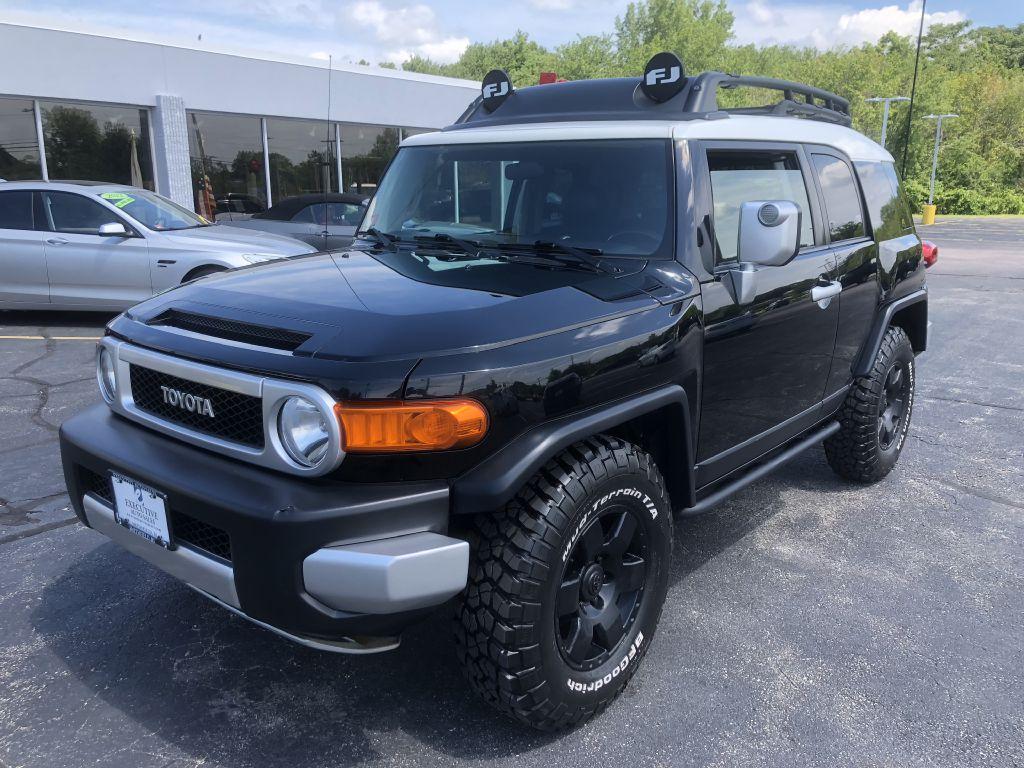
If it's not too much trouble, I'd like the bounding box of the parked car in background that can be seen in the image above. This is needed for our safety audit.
[0,180,315,311]
[216,193,367,250]
[215,193,265,217]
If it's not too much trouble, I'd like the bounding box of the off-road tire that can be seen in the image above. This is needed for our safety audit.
[825,326,915,482]
[454,435,673,731]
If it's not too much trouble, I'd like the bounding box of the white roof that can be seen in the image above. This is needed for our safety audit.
[403,115,893,163]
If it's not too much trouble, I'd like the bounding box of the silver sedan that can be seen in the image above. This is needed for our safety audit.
[0,180,316,311]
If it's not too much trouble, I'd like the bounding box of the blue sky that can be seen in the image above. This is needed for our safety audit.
[0,0,1019,66]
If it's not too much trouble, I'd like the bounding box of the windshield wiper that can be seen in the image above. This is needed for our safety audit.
[411,233,485,257]
[358,227,400,251]
[490,241,614,274]
[532,241,616,273]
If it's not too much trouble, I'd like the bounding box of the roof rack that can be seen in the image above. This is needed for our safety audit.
[450,55,853,130]
[684,72,851,126]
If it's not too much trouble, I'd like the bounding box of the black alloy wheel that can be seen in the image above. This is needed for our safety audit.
[556,507,648,671]
[877,361,910,450]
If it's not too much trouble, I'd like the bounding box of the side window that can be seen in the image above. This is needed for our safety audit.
[708,149,815,262]
[291,204,320,224]
[811,154,866,242]
[0,191,34,231]
[43,192,121,235]
[328,203,364,226]
[881,162,915,231]
[854,160,911,240]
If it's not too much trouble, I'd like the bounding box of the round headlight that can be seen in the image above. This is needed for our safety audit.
[96,346,117,403]
[278,396,330,468]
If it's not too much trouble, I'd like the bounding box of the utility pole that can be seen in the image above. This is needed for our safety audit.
[866,96,910,148]
[921,113,957,224]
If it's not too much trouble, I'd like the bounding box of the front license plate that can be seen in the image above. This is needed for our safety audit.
[110,472,172,549]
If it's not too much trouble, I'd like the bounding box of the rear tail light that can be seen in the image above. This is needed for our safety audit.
[922,240,938,268]
[335,399,488,452]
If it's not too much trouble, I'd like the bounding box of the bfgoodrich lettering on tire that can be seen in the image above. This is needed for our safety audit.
[825,326,916,482]
[454,435,673,731]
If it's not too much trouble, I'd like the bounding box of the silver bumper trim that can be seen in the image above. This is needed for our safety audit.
[83,494,240,608]
[189,587,400,654]
[303,532,470,614]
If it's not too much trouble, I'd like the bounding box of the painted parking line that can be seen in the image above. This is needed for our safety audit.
[0,335,101,340]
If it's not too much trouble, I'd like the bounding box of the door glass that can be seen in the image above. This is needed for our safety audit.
[0,191,34,230]
[43,192,121,235]
[708,150,814,262]
[812,154,866,242]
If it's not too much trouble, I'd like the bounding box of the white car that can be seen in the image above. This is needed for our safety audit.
[0,180,316,311]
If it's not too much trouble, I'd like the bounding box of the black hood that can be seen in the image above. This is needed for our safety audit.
[123,248,692,365]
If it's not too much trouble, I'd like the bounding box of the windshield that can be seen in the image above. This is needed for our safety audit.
[360,139,674,258]
[97,189,210,231]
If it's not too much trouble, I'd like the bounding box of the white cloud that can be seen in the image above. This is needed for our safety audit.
[733,0,966,49]
[528,0,578,10]
[345,0,469,63]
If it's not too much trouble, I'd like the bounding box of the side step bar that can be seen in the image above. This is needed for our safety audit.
[680,421,840,516]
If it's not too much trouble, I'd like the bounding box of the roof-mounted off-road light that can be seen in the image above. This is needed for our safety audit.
[640,51,687,103]
[335,399,489,453]
[481,69,514,112]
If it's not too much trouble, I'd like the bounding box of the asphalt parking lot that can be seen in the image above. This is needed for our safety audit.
[1,218,1022,768]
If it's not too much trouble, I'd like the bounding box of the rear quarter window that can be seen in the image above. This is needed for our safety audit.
[0,190,34,230]
[811,154,866,242]
[855,161,914,240]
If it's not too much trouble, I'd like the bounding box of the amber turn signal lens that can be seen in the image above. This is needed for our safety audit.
[335,399,488,453]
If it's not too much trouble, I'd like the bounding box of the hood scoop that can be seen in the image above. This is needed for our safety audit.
[148,309,312,352]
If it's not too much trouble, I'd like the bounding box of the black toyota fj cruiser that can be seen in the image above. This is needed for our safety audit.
[60,54,930,730]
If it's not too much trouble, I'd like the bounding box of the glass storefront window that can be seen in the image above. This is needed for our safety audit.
[0,97,41,180]
[187,111,266,220]
[266,118,335,202]
[40,101,154,189]
[340,124,400,195]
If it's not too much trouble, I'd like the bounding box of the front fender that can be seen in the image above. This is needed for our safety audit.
[451,384,693,515]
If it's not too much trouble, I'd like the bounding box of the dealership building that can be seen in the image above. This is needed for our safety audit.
[0,23,478,217]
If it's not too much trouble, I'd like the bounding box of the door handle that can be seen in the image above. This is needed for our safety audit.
[811,280,842,308]
[46,237,68,246]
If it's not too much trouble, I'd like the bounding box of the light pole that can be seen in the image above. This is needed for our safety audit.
[866,96,910,148]
[922,113,957,224]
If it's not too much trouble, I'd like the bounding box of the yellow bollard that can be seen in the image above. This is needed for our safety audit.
[921,204,936,225]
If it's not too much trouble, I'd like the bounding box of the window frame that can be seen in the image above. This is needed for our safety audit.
[804,145,871,246]
[39,190,140,238]
[697,140,827,273]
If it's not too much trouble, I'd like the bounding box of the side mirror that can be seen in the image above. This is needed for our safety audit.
[98,222,130,237]
[737,200,801,267]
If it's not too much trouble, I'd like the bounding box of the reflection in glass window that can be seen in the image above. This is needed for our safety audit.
[340,124,400,195]
[708,150,814,261]
[187,111,266,220]
[40,101,153,189]
[812,154,866,242]
[0,97,41,180]
[266,118,335,203]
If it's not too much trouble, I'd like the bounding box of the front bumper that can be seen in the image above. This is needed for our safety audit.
[60,405,468,651]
